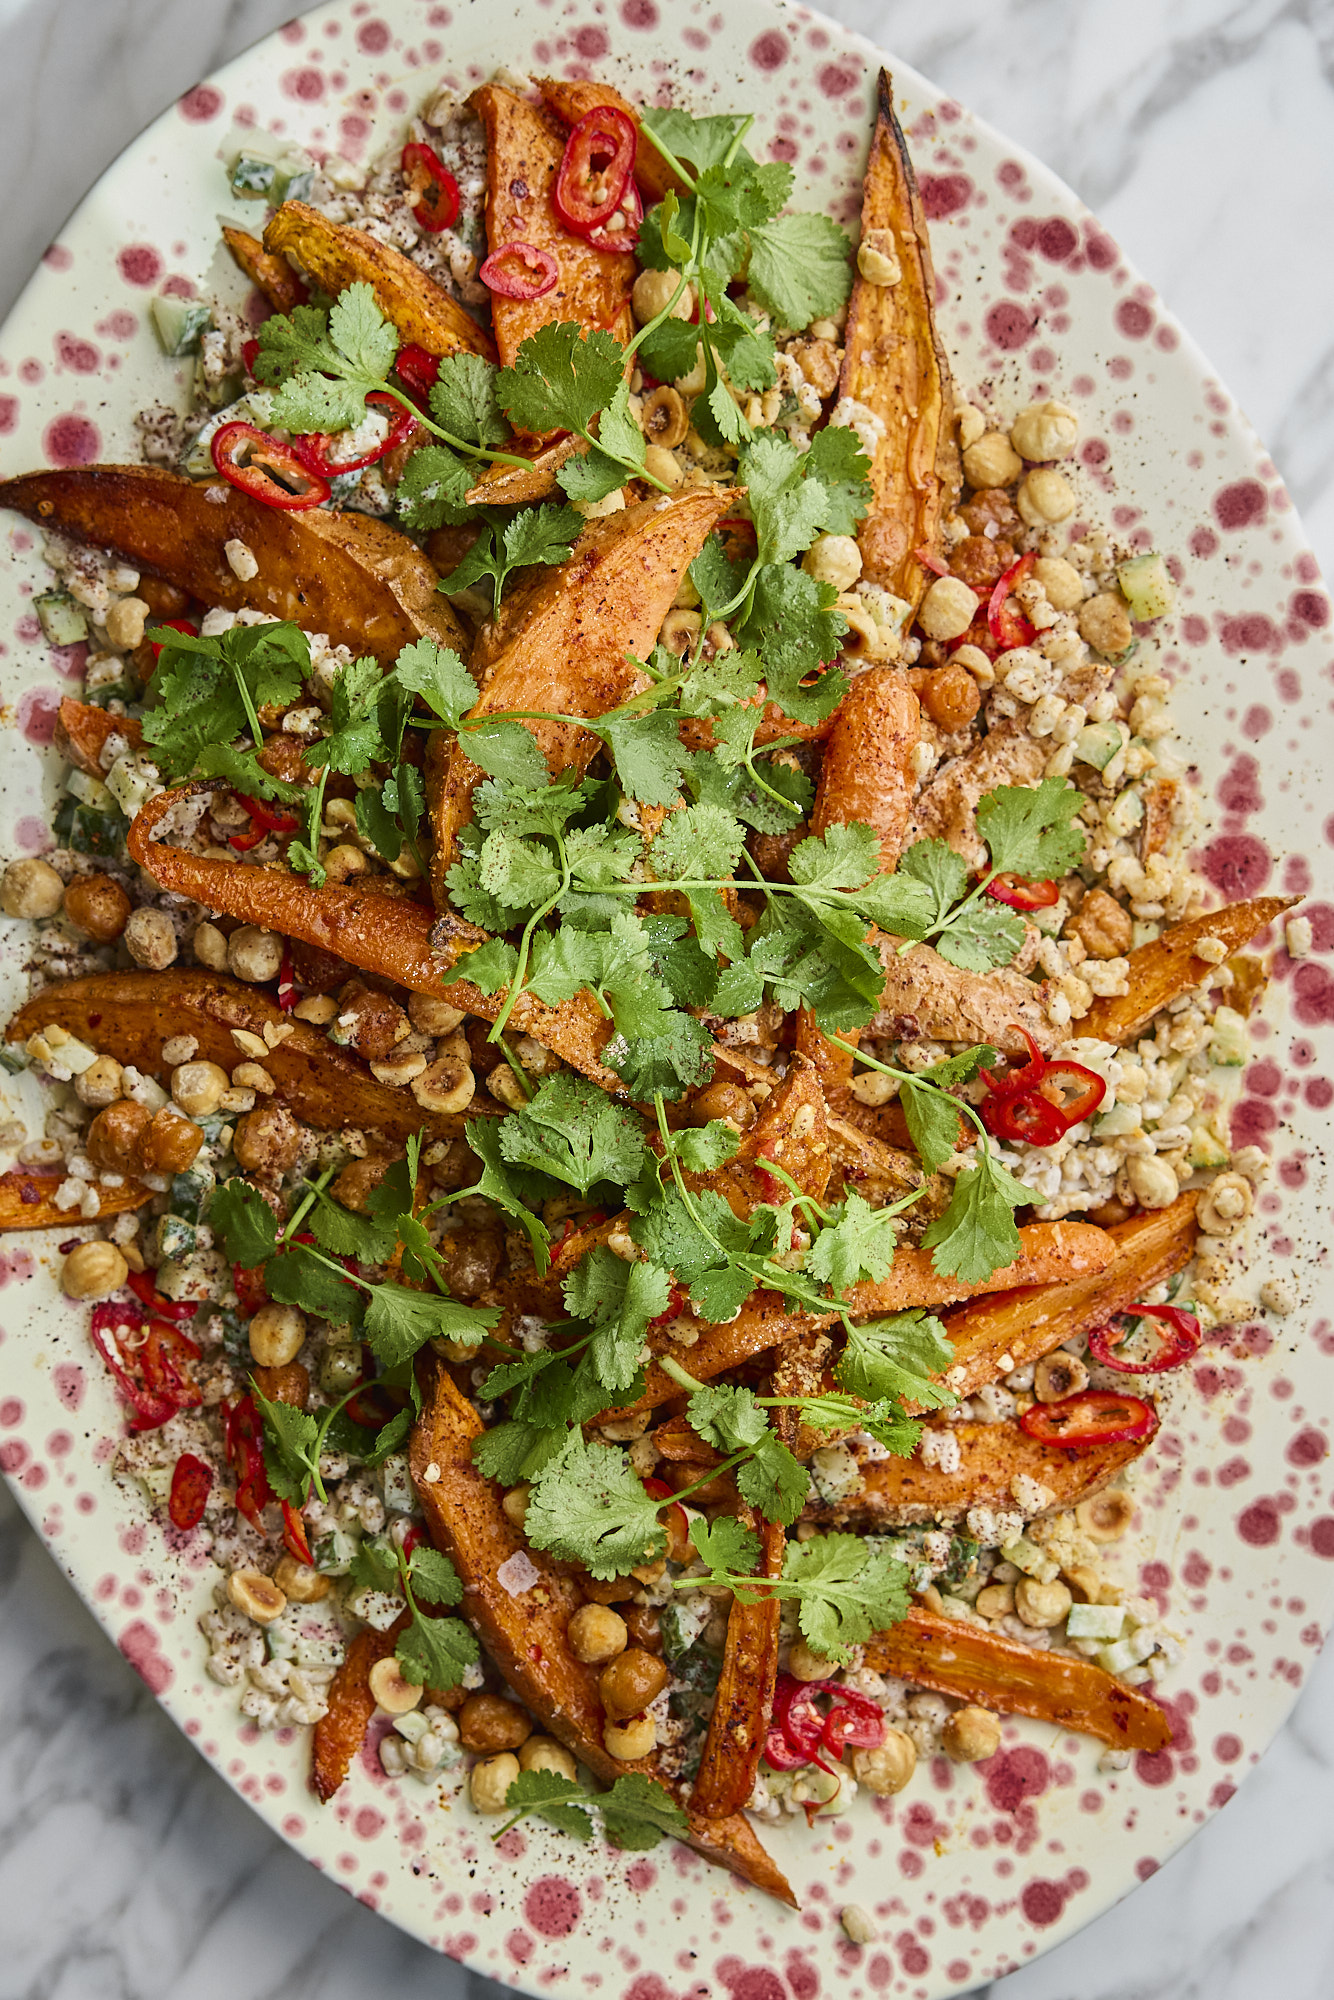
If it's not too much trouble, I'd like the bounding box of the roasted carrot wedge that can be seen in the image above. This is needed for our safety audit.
[221,223,308,315]
[0,1169,150,1231]
[409,1361,795,1903]
[937,1193,1200,1403]
[806,1418,1149,1528]
[264,200,496,362]
[6,970,503,1147]
[426,487,733,894]
[839,71,958,609]
[690,1513,785,1820]
[311,1616,407,1802]
[0,466,468,668]
[864,1607,1172,1752]
[55,698,142,779]
[707,1055,833,1216]
[1081,896,1297,1044]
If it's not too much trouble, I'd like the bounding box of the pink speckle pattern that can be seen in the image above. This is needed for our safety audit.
[0,6,1331,1999]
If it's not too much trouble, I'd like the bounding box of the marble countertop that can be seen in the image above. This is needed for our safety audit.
[2,1,1334,1995]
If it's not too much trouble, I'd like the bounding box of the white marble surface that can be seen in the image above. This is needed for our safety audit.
[2,0,1334,1995]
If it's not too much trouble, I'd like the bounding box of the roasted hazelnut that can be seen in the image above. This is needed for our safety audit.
[141,1106,204,1172]
[458,1692,533,1753]
[598,1647,669,1721]
[87,1098,151,1172]
[233,1102,301,1178]
[63,874,132,943]
[1033,1351,1090,1403]
[568,1603,628,1665]
[250,1361,310,1409]
[640,385,689,449]
[333,980,412,1061]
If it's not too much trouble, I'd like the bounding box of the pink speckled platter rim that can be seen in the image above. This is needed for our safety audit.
[2,0,1334,1994]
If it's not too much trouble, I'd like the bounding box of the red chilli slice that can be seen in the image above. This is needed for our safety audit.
[169,1452,213,1530]
[988,550,1036,650]
[401,140,461,233]
[480,242,560,301]
[1087,1302,1202,1374]
[986,871,1060,911]
[281,1498,315,1566]
[554,106,637,235]
[1019,1390,1158,1449]
[210,421,329,511]
[291,390,419,478]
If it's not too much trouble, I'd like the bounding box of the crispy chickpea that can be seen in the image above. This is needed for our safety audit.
[192,920,230,971]
[123,905,178,970]
[941,1705,1002,1762]
[233,1102,301,1178]
[62,1240,129,1299]
[227,924,284,984]
[1067,887,1133,959]
[1075,1488,1136,1543]
[469,1751,522,1814]
[850,1730,916,1795]
[962,430,1023,489]
[691,1079,756,1135]
[227,1566,287,1623]
[142,1106,204,1173]
[568,1602,629,1665]
[369,1655,423,1716]
[333,980,412,1061]
[87,1098,151,1171]
[787,1640,833,1682]
[802,534,862,592]
[249,1302,307,1368]
[1014,1576,1073,1629]
[501,1484,530,1529]
[949,534,1010,589]
[632,268,693,325]
[251,1361,309,1408]
[599,1647,669,1721]
[1033,1351,1090,1402]
[63,873,132,943]
[75,1054,124,1108]
[914,662,981,731]
[330,1151,394,1213]
[171,1060,229,1118]
[519,1737,578,1779]
[459,1693,533,1753]
[1078,592,1133,657]
[273,1553,330,1602]
[604,1713,657,1761]
[1,856,65,919]
[917,575,978,643]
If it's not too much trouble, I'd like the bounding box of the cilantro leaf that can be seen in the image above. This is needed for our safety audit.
[650,803,746,882]
[689,1513,761,1575]
[933,901,1029,973]
[563,1246,672,1393]
[782,1532,910,1664]
[406,1544,464,1607]
[735,1434,809,1526]
[463,1116,553,1271]
[670,1121,741,1174]
[640,107,755,174]
[347,1534,402,1595]
[265,1243,363,1324]
[921,1152,1034,1284]
[307,1184,399,1264]
[747,213,854,330]
[976,778,1087,881]
[390,636,478,725]
[898,837,970,923]
[523,1432,664,1580]
[209,1178,279,1266]
[739,566,847,721]
[897,1047,1000,1174]
[836,1310,954,1407]
[256,282,398,432]
[741,431,829,567]
[604,1013,715,1102]
[499,1074,648,1194]
[598,710,689,807]
[599,1772,691,1849]
[396,1609,479,1689]
[443,502,582,608]
[428,352,508,448]
[788,822,880,892]
[142,622,309,781]
[499,1769,598,1842]
[497,322,625,442]
[805,1192,901,1295]
[251,1382,321,1504]
[527,927,604,1005]
[396,442,473,530]
[802,427,872,537]
[363,1285,498,1367]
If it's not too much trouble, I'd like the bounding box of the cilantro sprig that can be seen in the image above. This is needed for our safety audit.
[496,1769,688,1850]
[899,778,1088,973]
[680,1519,910,1665]
[347,1535,479,1689]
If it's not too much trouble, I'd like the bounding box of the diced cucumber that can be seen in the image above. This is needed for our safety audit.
[1189,1123,1230,1170]
[1117,552,1175,622]
[84,681,135,710]
[105,751,160,818]
[394,1710,431,1745]
[1094,1100,1142,1138]
[230,155,280,199]
[1096,1637,1139,1676]
[265,1614,298,1660]
[345,1586,406,1631]
[661,1597,711,1661]
[153,1213,199,1263]
[277,166,314,204]
[52,793,130,860]
[34,590,88,645]
[313,1526,357,1575]
[293,1635,346,1669]
[0,1044,30,1076]
[65,768,115,811]
[180,390,276,477]
[1209,1005,1249,1066]
[379,1453,414,1513]
[170,1165,216,1219]
[150,295,213,358]
[1104,786,1144,839]
[1065,1602,1125,1642]
[1074,721,1124,772]
[1000,1536,1060,1583]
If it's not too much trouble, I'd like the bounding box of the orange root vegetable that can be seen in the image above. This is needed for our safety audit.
[55,698,142,779]
[537,78,691,203]
[906,721,1046,871]
[937,1192,1199,1402]
[1081,896,1297,1044]
[468,84,635,376]
[126,784,623,1088]
[868,935,1054,1055]
[221,223,309,315]
[839,71,959,610]
[426,487,734,894]
[311,1617,407,1802]
[689,1514,785,1820]
[709,1055,833,1216]
[0,1169,150,1230]
[465,434,584,508]
[264,200,496,362]
[609,1220,1117,1419]
[806,1418,1149,1528]
[864,1607,1172,1752]
[811,668,921,871]
[0,466,468,668]
[410,1361,795,1904]
[5,970,500,1147]
[793,1014,859,1112]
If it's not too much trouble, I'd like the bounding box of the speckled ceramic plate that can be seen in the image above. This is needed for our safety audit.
[1,0,1332,1992]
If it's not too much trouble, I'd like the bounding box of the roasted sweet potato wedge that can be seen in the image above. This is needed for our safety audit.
[807,1418,1148,1528]
[868,937,1053,1054]
[610,1220,1116,1418]
[906,721,1046,869]
[839,71,958,609]
[409,1360,794,1904]
[1082,897,1296,1045]
[690,1513,784,1820]
[0,466,468,668]
[864,1607,1172,1752]
[465,434,583,509]
[708,1055,832,1216]
[221,223,308,315]
[6,970,501,1146]
[0,1169,150,1230]
[713,1045,936,1210]
[311,1616,407,1802]
[264,200,495,362]
[55,698,142,779]
[811,668,921,870]
[126,785,624,1089]
[937,1192,1199,1403]
[426,487,733,895]
[537,78,691,203]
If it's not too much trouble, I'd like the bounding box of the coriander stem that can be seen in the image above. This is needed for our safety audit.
[283,1166,338,1246]
[488,831,573,1042]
